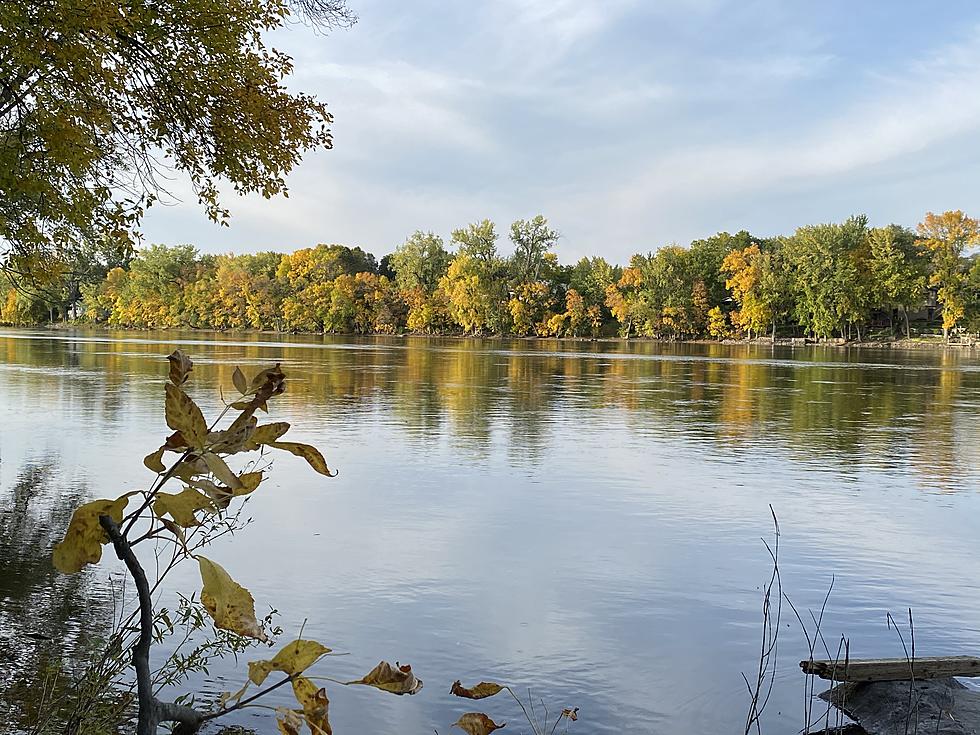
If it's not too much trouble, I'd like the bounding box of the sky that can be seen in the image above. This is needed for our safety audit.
[141,0,980,265]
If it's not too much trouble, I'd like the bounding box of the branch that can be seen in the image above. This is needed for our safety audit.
[100,514,204,735]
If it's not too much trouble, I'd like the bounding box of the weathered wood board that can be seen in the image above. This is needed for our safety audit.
[802,656,980,682]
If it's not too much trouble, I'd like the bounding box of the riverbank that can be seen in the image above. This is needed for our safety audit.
[30,321,980,351]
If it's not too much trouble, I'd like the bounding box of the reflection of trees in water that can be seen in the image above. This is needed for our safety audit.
[0,457,116,731]
[3,332,978,489]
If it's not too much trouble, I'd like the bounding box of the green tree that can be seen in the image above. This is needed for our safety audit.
[451,220,500,268]
[509,215,559,285]
[390,231,452,292]
[867,225,927,338]
[1,0,354,287]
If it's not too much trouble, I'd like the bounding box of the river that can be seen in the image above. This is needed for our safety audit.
[2,329,980,733]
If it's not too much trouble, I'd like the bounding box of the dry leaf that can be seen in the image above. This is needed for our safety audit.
[292,676,331,735]
[451,681,504,700]
[53,495,131,574]
[232,366,248,395]
[561,707,579,721]
[198,556,267,641]
[347,661,423,695]
[248,639,331,685]
[203,452,243,490]
[267,441,335,477]
[276,708,304,735]
[454,713,505,735]
[143,447,166,473]
[165,384,207,449]
[167,350,193,386]
[153,488,215,527]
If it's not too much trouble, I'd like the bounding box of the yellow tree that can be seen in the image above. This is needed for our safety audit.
[916,210,980,339]
[721,244,770,338]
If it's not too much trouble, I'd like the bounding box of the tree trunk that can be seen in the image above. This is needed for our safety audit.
[902,305,911,340]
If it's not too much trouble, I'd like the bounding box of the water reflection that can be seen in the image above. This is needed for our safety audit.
[2,330,980,734]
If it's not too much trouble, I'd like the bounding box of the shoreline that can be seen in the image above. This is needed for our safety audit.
[28,322,980,351]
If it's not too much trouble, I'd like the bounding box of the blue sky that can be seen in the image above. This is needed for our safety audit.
[141,0,980,265]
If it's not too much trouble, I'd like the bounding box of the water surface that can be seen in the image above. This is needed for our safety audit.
[2,330,980,733]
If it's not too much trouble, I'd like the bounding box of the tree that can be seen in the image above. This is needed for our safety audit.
[509,215,559,285]
[721,244,770,338]
[784,216,870,339]
[389,231,451,293]
[451,220,500,268]
[1,0,355,288]
[49,352,429,734]
[867,225,927,338]
[916,210,980,339]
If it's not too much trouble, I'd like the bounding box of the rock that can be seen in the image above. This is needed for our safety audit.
[820,678,980,735]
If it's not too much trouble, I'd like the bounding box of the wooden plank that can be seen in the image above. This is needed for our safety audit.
[801,656,980,682]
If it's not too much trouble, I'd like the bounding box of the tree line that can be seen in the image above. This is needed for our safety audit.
[3,211,980,340]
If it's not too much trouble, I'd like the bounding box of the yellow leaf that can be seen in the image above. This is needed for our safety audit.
[248,639,331,685]
[347,661,422,695]
[249,421,291,447]
[292,676,331,735]
[165,384,207,449]
[143,447,166,473]
[198,556,267,642]
[453,713,506,735]
[235,471,264,497]
[203,452,243,490]
[167,349,193,386]
[267,442,335,477]
[153,488,215,527]
[232,366,248,395]
[451,681,504,700]
[276,708,304,735]
[53,495,131,574]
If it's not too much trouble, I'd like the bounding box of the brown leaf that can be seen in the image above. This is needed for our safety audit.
[347,661,422,695]
[232,366,248,395]
[167,350,193,386]
[267,442,335,477]
[276,708,304,735]
[453,713,505,735]
[561,707,579,721]
[164,384,207,449]
[451,681,504,700]
[248,421,291,448]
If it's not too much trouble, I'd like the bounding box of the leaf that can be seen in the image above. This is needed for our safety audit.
[267,442,335,477]
[249,421,291,447]
[232,366,248,395]
[198,556,267,642]
[347,661,422,695]
[292,676,332,735]
[153,488,215,527]
[203,452,243,490]
[276,708,304,735]
[53,495,131,574]
[561,707,579,721]
[453,713,505,735]
[167,349,193,386]
[248,639,331,685]
[160,518,188,551]
[143,447,166,473]
[451,681,504,700]
[165,384,207,449]
[235,471,264,497]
